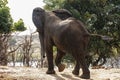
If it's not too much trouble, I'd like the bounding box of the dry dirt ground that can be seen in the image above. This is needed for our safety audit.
[0,66,120,80]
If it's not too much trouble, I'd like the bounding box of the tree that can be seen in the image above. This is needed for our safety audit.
[43,0,120,67]
[43,0,65,10]
[13,19,26,31]
[0,0,12,65]
[0,0,26,65]
[22,34,33,67]
[0,0,13,33]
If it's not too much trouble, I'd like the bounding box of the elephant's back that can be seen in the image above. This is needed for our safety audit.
[58,18,89,39]
[59,18,89,35]
[53,18,90,53]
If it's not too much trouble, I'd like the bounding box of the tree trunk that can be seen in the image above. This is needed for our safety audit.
[22,35,33,67]
[0,34,9,65]
[0,51,7,65]
[11,53,15,66]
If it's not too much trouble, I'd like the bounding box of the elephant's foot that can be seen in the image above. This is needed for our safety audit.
[80,73,90,79]
[58,64,65,72]
[46,69,55,74]
[72,70,79,75]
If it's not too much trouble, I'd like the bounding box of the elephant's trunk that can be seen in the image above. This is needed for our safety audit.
[39,34,45,58]
[38,33,45,67]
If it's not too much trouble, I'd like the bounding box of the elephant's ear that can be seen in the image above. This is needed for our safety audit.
[52,9,72,20]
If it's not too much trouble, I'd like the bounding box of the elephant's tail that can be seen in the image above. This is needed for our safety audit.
[90,34,113,41]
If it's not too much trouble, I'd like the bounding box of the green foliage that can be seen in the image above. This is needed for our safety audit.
[13,19,26,31]
[43,0,65,10]
[0,0,8,7]
[0,0,13,33]
[63,54,74,63]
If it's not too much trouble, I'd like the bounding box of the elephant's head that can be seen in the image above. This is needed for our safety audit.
[52,9,72,20]
[32,7,45,59]
[32,7,45,33]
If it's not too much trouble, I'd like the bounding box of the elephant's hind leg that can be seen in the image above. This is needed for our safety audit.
[79,54,90,79]
[72,51,90,79]
[55,49,66,72]
[72,60,80,75]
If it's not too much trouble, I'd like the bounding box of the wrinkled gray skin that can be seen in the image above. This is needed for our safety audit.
[32,7,90,79]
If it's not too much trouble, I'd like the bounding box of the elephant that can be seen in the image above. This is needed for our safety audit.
[32,7,93,79]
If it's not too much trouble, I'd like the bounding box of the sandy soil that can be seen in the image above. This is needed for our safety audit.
[0,66,120,80]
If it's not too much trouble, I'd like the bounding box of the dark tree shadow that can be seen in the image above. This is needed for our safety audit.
[61,74,80,80]
[49,74,66,80]
[48,73,92,80]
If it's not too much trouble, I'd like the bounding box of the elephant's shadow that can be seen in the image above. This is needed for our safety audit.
[50,73,80,80]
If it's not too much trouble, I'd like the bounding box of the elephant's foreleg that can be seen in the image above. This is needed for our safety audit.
[46,44,55,74]
[55,49,66,72]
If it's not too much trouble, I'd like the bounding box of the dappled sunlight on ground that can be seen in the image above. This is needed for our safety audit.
[0,66,120,80]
